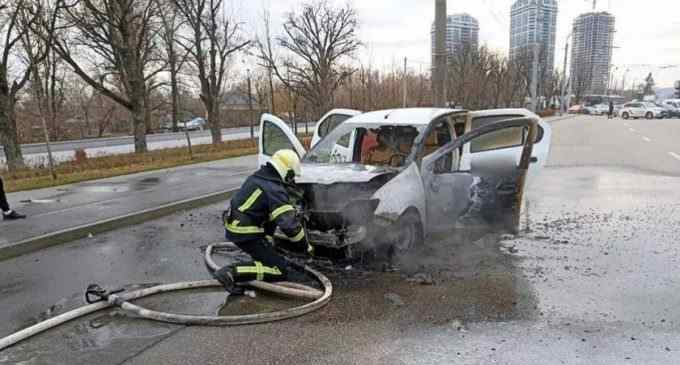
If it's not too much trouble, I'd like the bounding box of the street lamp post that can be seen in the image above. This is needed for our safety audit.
[560,33,573,116]
[246,68,254,140]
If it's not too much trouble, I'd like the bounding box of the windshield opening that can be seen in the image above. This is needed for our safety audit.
[303,122,424,167]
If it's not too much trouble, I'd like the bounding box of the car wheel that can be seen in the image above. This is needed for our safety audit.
[391,210,423,255]
[622,112,630,120]
[646,112,654,120]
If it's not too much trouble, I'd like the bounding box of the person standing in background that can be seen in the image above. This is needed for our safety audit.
[1,176,26,220]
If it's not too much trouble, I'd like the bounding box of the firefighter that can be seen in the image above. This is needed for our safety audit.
[214,149,312,294]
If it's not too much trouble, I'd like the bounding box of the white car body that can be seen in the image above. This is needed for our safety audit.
[257,108,552,257]
[619,102,666,119]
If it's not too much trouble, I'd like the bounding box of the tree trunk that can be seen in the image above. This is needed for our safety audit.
[131,99,148,153]
[0,94,25,171]
[170,66,179,132]
[208,101,222,145]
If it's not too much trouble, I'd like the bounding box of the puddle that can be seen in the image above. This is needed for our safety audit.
[132,177,161,191]
[19,199,59,204]
[78,183,131,194]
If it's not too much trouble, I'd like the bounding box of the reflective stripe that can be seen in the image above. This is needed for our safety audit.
[270,204,295,221]
[225,220,264,234]
[255,261,264,281]
[290,228,305,242]
[238,189,262,212]
[235,261,282,281]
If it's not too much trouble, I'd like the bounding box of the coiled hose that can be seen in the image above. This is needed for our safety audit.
[0,242,332,351]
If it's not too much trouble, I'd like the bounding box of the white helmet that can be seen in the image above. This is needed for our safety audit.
[270,149,302,181]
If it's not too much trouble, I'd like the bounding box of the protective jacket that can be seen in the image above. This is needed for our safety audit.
[225,163,305,244]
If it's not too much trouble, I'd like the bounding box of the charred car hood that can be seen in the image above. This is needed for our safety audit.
[297,163,396,184]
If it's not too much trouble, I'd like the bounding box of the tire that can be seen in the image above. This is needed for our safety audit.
[391,210,423,255]
[622,112,630,120]
[646,112,654,120]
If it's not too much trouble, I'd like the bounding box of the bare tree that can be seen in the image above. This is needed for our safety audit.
[42,0,164,153]
[0,0,39,170]
[158,0,188,133]
[173,0,249,145]
[258,1,361,119]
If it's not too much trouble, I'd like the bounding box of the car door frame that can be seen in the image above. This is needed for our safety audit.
[465,109,551,177]
[420,116,539,233]
[258,113,306,167]
[310,109,362,148]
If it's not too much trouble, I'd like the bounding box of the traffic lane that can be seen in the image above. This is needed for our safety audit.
[547,115,680,176]
[122,166,680,364]
[616,117,680,165]
[4,123,315,156]
[11,131,260,167]
[1,156,256,245]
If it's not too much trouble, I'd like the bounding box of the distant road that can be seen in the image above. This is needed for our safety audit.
[0,123,314,166]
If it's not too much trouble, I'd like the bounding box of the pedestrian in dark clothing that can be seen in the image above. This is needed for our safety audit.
[608,101,615,119]
[1,176,26,220]
[213,149,312,294]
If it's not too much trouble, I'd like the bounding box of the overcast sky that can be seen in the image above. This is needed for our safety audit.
[236,0,680,88]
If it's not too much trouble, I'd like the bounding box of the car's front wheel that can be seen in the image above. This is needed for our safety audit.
[622,112,630,120]
[391,210,424,255]
[646,112,654,119]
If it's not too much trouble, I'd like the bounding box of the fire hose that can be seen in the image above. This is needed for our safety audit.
[0,242,332,351]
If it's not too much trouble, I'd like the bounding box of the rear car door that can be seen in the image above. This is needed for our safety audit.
[310,109,362,148]
[630,103,643,117]
[420,117,539,232]
[258,114,306,167]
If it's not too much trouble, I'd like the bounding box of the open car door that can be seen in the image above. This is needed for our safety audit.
[464,110,551,181]
[310,109,362,148]
[258,114,306,167]
[421,116,539,233]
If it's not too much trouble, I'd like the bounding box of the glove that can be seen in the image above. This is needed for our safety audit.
[307,242,315,256]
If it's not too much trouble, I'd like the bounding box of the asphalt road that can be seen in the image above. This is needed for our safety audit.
[2,115,680,364]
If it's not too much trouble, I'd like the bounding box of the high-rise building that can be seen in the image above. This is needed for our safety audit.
[570,12,616,95]
[431,13,480,62]
[509,0,558,80]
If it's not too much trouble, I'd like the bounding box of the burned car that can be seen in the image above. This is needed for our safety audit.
[258,108,551,258]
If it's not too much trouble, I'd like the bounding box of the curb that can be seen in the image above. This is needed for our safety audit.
[545,115,576,123]
[0,189,237,261]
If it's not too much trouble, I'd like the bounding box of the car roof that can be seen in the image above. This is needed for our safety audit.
[343,108,464,126]
[470,108,537,118]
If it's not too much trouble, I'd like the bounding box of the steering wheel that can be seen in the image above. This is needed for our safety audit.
[389,153,408,166]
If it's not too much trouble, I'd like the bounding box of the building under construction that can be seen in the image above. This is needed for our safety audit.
[570,11,616,95]
[509,0,558,81]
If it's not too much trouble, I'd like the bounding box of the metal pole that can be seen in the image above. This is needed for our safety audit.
[432,0,447,107]
[530,43,540,112]
[403,57,408,107]
[560,35,570,115]
[246,69,254,140]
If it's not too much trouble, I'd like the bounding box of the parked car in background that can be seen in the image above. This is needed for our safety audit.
[613,104,624,117]
[568,105,584,114]
[619,102,667,120]
[182,117,207,131]
[593,104,610,115]
[659,100,680,117]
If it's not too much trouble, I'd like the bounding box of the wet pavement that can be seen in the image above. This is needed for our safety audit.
[1,115,680,364]
[1,155,256,247]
